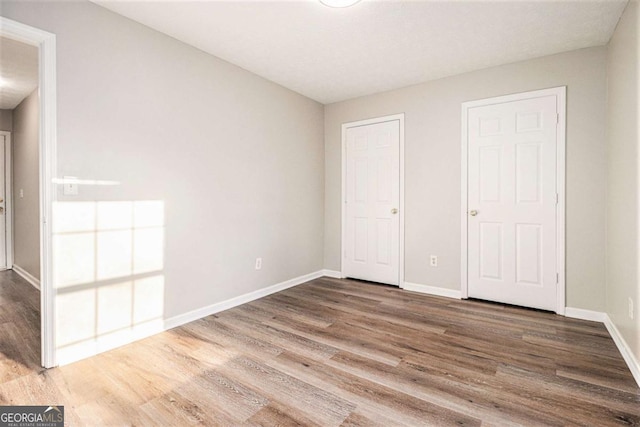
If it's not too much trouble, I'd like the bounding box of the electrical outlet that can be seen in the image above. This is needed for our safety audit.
[19,189,23,198]
[629,297,634,320]
[255,257,262,270]
[430,255,438,267]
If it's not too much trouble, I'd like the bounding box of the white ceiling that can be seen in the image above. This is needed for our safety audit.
[98,1,625,104]
[0,37,38,110]
[94,0,627,104]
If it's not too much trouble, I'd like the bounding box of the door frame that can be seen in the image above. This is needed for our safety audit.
[460,87,566,314]
[1,17,58,367]
[341,113,405,287]
[0,131,13,270]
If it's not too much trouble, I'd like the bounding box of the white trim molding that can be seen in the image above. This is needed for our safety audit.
[321,269,343,279]
[0,131,13,270]
[164,270,326,331]
[564,308,640,387]
[57,317,166,366]
[0,16,57,368]
[57,270,327,365]
[564,307,606,323]
[460,87,567,315]
[604,315,640,387]
[12,265,40,290]
[341,113,405,287]
[402,281,462,299]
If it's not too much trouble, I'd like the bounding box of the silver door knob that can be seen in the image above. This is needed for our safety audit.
[391,208,398,214]
[469,210,478,216]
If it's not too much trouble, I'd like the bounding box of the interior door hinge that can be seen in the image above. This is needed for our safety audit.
[556,193,559,205]
[556,273,559,284]
[556,113,560,125]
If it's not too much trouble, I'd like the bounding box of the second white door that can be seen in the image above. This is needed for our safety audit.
[344,119,400,286]
[466,93,560,311]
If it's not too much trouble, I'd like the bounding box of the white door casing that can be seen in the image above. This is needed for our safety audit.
[342,115,404,286]
[0,133,10,270]
[461,87,566,313]
[1,16,58,368]
[0,136,5,269]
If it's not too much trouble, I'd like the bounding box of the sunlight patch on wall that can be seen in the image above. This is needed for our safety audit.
[53,200,166,365]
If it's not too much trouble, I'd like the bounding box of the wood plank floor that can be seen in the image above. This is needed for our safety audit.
[0,270,41,384]
[1,272,639,426]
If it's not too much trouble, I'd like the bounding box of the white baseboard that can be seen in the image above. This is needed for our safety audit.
[604,314,640,387]
[12,264,40,290]
[57,320,164,366]
[564,307,606,322]
[320,269,342,279]
[58,270,325,366]
[164,270,324,330]
[54,268,640,389]
[402,281,461,299]
[564,307,640,387]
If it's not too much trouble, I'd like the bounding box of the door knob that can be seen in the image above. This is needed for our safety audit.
[391,208,398,214]
[469,210,478,216]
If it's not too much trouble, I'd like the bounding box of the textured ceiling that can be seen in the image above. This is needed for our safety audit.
[0,36,38,110]
[97,0,626,104]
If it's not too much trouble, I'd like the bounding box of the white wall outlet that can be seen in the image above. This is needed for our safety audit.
[63,176,78,196]
[19,189,23,198]
[629,297,634,320]
[430,255,438,267]
[255,257,262,270]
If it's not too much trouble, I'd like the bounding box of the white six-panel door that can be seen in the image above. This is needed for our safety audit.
[344,119,400,286]
[466,94,560,311]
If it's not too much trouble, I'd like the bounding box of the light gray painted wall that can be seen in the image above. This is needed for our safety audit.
[325,47,607,311]
[606,0,639,364]
[2,1,324,362]
[12,90,40,280]
[0,110,12,131]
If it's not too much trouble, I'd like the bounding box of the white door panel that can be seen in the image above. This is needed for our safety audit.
[467,95,558,311]
[344,120,399,285]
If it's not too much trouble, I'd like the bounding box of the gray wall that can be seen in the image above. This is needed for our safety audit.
[606,0,639,365]
[2,0,325,363]
[325,47,607,311]
[0,110,12,131]
[12,90,40,280]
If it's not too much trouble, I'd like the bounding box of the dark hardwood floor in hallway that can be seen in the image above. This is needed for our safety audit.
[0,272,639,426]
[0,270,41,384]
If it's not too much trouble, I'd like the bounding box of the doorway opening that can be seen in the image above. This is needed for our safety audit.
[1,17,57,368]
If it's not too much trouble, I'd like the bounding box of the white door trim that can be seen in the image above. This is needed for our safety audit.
[461,87,566,314]
[0,131,14,270]
[0,17,57,367]
[341,113,405,287]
